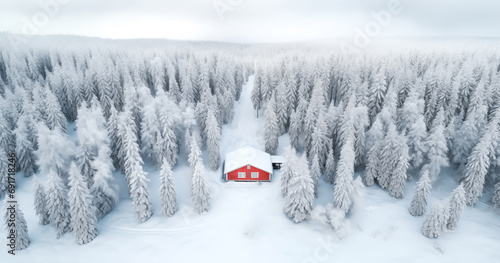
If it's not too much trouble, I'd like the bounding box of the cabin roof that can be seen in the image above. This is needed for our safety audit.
[224,145,273,174]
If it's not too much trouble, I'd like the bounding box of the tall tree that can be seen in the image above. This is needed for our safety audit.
[45,169,71,238]
[421,200,450,238]
[90,147,119,220]
[159,159,177,217]
[447,183,466,230]
[284,154,314,223]
[409,169,432,216]
[33,176,50,225]
[333,140,354,214]
[265,94,280,155]
[206,106,221,171]
[68,162,99,245]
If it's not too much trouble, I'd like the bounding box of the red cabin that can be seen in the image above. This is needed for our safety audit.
[224,146,274,182]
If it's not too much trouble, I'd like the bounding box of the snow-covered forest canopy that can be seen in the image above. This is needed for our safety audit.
[0,35,499,260]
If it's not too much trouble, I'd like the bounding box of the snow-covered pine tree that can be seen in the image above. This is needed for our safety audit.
[422,109,449,180]
[333,139,354,214]
[251,66,263,116]
[33,176,50,225]
[324,147,336,184]
[15,116,37,176]
[44,87,67,133]
[382,125,410,199]
[492,182,500,210]
[90,146,119,220]
[409,169,432,216]
[68,162,98,245]
[191,158,210,214]
[406,116,428,171]
[0,111,14,154]
[122,117,153,222]
[447,183,466,230]
[284,154,314,223]
[309,111,330,170]
[367,69,387,124]
[159,158,177,217]
[461,114,498,206]
[353,105,369,167]
[45,169,71,238]
[421,200,450,238]
[206,106,221,171]
[281,146,297,197]
[107,105,122,168]
[265,93,279,155]
[310,153,321,198]
[289,108,303,151]
[3,200,29,250]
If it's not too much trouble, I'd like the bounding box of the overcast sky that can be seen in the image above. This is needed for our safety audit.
[1,0,499,43]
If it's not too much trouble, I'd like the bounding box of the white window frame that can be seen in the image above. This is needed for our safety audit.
[251,172,259,178]
[238,172,246,178]
[247,165,251,169]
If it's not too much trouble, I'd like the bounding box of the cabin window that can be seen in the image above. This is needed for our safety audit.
[238,172,246,178]
[247,165,250,169]
[251,172,259,178]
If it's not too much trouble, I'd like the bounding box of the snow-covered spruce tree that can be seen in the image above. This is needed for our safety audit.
[206,106,221,171]
[33,176,50,225]
[461,115,498,206]
[68,162,98,245]
[90,146,119,220]
[364,114,384,162]
[3,200,29,250]
[324,147,336,184]
[156,93,180,167]
[289,108,302,150]
[303,78,325,153]
[284,154,314,223]
[367,69,387,123]
[76,142,95,187]
[309,111,330,170]
[409,169,432,216]
[122,118,153,222]
[0,111,14,154]
[406,116,428,171]
[45,169,71,238]
[44,88,67,133]
[422,200,450,238]
[14,116,37,177]
[422,109,449,180]
[353,105,369,167]
[191,158,210,214]
[36,123,75,177]
[159,158,177,217]
[107,105,122,168]
[264,93,279,155]
[492,182,500,210]
[310,153,321,198]
[447,183,466,230]
[333,139,354,214]
[381,125,410,199]
[281,146,297,197]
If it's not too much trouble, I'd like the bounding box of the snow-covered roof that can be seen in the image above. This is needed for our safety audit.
[271,155,284,163]
[224,146,273,174]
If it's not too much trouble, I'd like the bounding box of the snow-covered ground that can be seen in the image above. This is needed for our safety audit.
[2,77,500,263]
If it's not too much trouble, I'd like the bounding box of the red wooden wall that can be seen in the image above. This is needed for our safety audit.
[227,165,271,181]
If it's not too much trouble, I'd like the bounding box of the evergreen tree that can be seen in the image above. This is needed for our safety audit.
[0,148,8,198]
[68,162,99,245]
[265,94,279,155]
[367,69,387,123]
[107,105,122,168]
[289,108,302,150]
[90,146,119,220]
[406,116,428,171]
[447,183,466,230]
[310,153,321,198]
[206,107,221,171]
[491,182,500,210]
[15,116,37,177]
[422,200,450,238]
[191,159,210,214]
[281,146,297,197]
[284,154,314,223]
[0,111,14,154]
[44,88,67,133]
[45,169,71,238]
[33,176,50,225]
[353,106,369,166]
[324,147,336,184]
[122,118,153,222]
[409,169,432,216]
[3,201,29,250]
[423,110,449,180]
[333,140,354,214]
[309,112,330,170]
[159,159,177,217]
